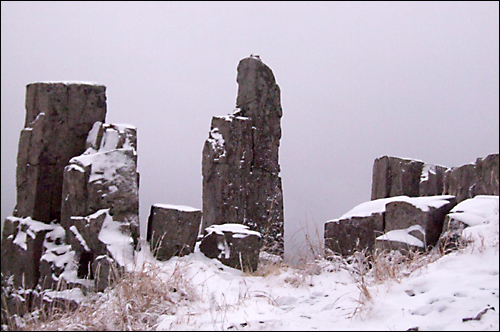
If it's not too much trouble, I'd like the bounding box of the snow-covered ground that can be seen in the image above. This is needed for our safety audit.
[6,196,499,331]
[130,195,499,331]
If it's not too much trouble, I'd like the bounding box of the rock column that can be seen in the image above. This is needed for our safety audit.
[202,57,284,255]
[14,82,107,223]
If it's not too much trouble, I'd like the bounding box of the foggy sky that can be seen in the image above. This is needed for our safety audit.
[2,1,499,262]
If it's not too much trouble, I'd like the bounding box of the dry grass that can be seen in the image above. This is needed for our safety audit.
[1,260,196,331]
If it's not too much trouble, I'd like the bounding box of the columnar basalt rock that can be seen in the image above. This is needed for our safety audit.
[202,57,284,255]
[383,196,457,248]
[60,121,140,243]
[443,153,499,203]
[324,213,385,257]
[371,156,448,200]
[325,195,457,257]
[2,82,107,296]
[60,122,140,289]
[146,204,202,261]
[15,82,107,223]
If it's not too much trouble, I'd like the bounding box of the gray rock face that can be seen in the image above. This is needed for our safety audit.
[371,156,448,200]
[202,57,284,255]
[58,122,139,290]
[15,82,107,223]
[199,224,262,272]
[443,153,499,203]
[325,195,457,256]
[384,197,456,248]
[146,204,202,261]
[60,122,140,248]
[324,214,384,257]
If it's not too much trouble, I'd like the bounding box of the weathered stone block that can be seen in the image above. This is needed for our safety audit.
[371,156,425,200]
[384,196,456,248]
[146,204,202,261]
[324,213,385,257]
[444,153,499,203]
[199,224,262,272]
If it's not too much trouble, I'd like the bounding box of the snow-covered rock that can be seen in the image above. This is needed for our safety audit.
[199,223,262,272]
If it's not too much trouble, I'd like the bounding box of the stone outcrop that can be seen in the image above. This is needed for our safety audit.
[325,195,457,256]
[14,82,107,223]
[371,156,448,200]
[383,196,456,248]
[59,122,139,290]
[371,154,498,203]
[60,121,140,248]
[443,153,499,203]
[2,83,141,299]
[199,224,262,272]
[1,216,57,290]
[324,214,384,257]
[202,56,284,255]
[147,204,202,261]
[2,82,107,298]
[330,152,498,257]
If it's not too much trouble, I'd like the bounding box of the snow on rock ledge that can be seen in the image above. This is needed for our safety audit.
[325,195,457,256]
[199,223,262,272]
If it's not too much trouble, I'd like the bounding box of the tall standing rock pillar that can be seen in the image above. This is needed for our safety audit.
[202,56,284,255]
[14,82,107,223]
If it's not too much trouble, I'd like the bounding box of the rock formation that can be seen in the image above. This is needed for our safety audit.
[327,153,498,257]
[371,154,498,203]
[199,224,262,272]
[2,82,140,299]
[382,196,456,249]
[325,195,457,256]
[202,56,284,255]
[147,204,202,261]
[371,156,448,200]
[14,82,107,223]
[60,121,140,246]
[324,214,384,257]
[443,153,499,203]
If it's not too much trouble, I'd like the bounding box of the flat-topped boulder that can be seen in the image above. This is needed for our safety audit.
[146,204,202,261]
[199,223,262,272]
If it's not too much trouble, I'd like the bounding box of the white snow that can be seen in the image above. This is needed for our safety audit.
[146,198,499,330]
[207,127,227,160]
[204,223,262,237]
[153,203,201,212]
[376,227,425,248]
[7,216,57,250]
[328,195,456,222]
[447,195,499,227]
[4,196,498,331]
[96,209,135,269]
[31,80,104,86]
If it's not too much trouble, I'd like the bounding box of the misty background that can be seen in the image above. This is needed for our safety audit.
[2,1,499,263]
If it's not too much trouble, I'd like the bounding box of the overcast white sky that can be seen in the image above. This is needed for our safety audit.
[1,1,499,262]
